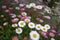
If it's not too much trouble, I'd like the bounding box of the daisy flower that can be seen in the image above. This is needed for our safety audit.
[44,24,50,29]
[3,22,8,26]
[44,16,51,19]
[44,6,51,13]
[28,22,35,28]
[29,3,36,7]
[15,7,20,10]
[15,0,19,3]
[21,12,27,16]
[5,9,10,13]
[28,16,31,19]
[51,38,55,40]
[26,4,31,8]
[29,31,40,40]
[12,24,18,28]
[12,36,18,40]
[41,27,48,32]
[49,32,55,37]
[16,28,22,34]
[35,24,42,30]
[24,18,31,23]
[35,5,43,9]
[11,18,19,23]
[39,19,44,23]
[18,21,26,27]
[19,4,25,7]
[2,5,7,9]
[10,14,16,18]
[0,15,4,17]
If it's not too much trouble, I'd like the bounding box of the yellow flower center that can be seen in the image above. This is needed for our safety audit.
[23,14,26,16]
[18,29,20,32]
[37,26,40,28]
[20,22,24,25]
[31,3,35,7]
[30,24,33,27]
[46,26,48,28]
[33,34,37,38]
[40,19,43,22]
[43,28,46,30]
[14,24,17,27]
[26,20,29,22]
[38,6,41,8]
[12,37,17,40]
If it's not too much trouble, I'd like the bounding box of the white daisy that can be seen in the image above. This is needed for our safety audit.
[18,21,26,27]
[51,38,55,40]
[24,18,31,23]
[29,31,40,40]
[28,16,31,19]
[26,4,31,8]
[21,12,27,16]
[44,24,50,29]
[29,3,36,7]
[35,5,43,9]
[35,24,42,30]
[12,24,18,28]
[41,27,48,32]
[11,14,16,18]
[44,6,51,13]
[1,15,4,17]
[28,22,35,28]
[3,22,8,26]
[16,28,22,34]
[15,7,20,10]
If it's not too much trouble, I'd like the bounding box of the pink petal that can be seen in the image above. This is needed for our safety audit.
[15,0,19,3]
[44,16,51,19]
[12,36,18,40]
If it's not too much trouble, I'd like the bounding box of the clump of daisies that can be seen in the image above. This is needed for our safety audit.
[10,3,54,40]
[26,3,43,9]
[11,11,51,40]
[1,2,57,40]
